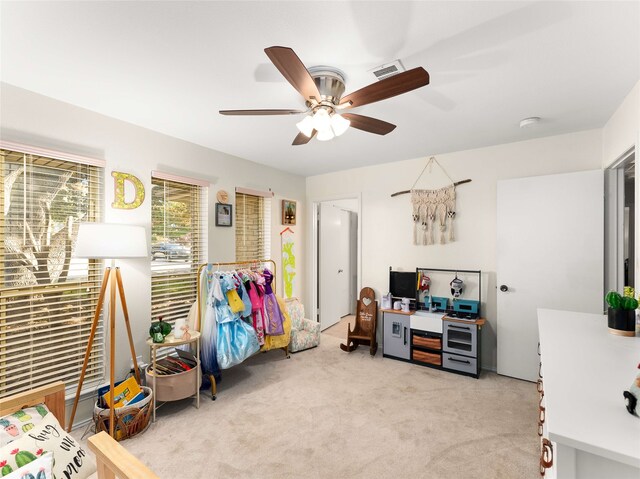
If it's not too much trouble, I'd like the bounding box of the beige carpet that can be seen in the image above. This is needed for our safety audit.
[323,315,355,340]
[78,333,539,478]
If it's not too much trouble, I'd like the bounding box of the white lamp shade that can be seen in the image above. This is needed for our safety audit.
[316,127,335,141]
[74,223,148,259]
[296,116,315,138]
[312,108,331,131]
[331,113,350,136]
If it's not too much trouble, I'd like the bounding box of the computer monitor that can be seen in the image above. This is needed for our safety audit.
[389,271,417,299]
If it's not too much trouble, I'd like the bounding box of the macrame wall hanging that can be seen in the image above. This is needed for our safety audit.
[391,157,471,245]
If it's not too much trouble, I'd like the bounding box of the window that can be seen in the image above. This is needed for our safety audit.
[235,191,271,261]
[0,145,104,398]
[151,174,207,328]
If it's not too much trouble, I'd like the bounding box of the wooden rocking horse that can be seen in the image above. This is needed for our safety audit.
[340,287,378,356]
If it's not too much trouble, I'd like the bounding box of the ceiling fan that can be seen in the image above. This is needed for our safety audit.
[219,46,430,145]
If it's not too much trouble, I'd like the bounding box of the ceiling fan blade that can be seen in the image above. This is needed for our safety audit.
[341,113,396,135]
[292,130,317,146]
[264,46,322,101]
[340,67,429,108]
[219,109,305,116]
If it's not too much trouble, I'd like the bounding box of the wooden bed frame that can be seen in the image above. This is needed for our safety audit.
[0,381,159,479]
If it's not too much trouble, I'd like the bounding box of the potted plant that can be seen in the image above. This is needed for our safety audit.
[605,288,638,336]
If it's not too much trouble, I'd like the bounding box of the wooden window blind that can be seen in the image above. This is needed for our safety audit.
[151,176,207,328]
[0,148,104,398]
[235,192,271,261]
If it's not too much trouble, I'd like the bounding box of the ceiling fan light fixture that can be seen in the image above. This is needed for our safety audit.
[296,115,315,137]
[330,113,350,136]
[316,127,335,142]
[312,108,332,131]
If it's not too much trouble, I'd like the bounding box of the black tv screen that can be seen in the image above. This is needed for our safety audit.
[389,271,416,299]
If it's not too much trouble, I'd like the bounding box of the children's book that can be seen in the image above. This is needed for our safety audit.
[125,390,146,406]
[103,376,142,408]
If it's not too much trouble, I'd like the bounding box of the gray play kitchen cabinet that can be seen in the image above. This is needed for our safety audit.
[382,310,412,360]
[382,309,483,378]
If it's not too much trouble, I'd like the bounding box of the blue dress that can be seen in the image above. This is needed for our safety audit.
[216,274,260,369]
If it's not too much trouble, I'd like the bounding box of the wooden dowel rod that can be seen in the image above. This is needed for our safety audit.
[109,267,117,438]
[116,267,140,385]
[67,267,110,433]
[390,178,472,197]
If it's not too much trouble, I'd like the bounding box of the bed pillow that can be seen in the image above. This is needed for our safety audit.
[0,405,49,447]
[0,413,95,479]
[2,451,53,479]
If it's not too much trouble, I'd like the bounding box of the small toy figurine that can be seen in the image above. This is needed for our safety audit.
[149,323,164,343]
[181,325,191,341]
[623,363,640,417]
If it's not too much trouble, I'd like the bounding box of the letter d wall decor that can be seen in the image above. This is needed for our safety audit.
[111,171,145,209]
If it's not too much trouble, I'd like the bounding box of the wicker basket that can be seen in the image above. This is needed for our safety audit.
[93,386,153,441]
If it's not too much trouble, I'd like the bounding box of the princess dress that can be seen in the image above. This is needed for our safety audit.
[200,270,221,380]
[225,273,246,314]
[262,269,285,336]
[246,278,265,345]
[236,272,253,321]
[216,275,259,369]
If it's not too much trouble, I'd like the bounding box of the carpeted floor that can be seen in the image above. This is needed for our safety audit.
[79,333,539,478]
[323,315,355,340]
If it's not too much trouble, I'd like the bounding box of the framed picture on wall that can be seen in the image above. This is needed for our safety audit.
[282,200,296,225]
[216,203,232,227]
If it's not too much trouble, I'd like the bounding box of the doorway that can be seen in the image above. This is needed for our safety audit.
[312,196,360,331]
[605,148,636,294]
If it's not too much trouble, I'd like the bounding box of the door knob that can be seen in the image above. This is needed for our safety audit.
[500,285,509,292]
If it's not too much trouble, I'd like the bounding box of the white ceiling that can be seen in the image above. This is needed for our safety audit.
[1,1,638,176]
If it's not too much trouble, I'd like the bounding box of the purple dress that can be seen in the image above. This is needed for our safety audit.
[262,269,284,335]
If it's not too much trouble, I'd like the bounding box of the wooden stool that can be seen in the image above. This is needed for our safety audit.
[340,287,378,356]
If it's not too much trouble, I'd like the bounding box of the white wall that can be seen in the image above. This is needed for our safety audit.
[602,79,640,293]
[0,83,306,424]
[602,80,639,168]
[307,129,603,371]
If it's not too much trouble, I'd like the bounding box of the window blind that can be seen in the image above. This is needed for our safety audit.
[151,176,207,328]
[235,192,271,261]
[0,148,104,398]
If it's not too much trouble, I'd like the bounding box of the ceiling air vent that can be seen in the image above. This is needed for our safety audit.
[371,60,406,81]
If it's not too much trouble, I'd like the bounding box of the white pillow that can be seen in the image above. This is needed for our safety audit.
[0,404,49,447]
[3,451,53,479]
[0,414,95,479]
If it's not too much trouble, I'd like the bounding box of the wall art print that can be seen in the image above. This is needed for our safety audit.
[282,199,296,225]
[280,227,295,299]
[216,203,232,227]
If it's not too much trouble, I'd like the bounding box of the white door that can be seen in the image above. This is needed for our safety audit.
[338,209,352,316]
[497,170,604,381]
[319,203,350,330]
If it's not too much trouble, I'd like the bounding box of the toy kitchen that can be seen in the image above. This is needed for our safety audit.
[382,267,485,378]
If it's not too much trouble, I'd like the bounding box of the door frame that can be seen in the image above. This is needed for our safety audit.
[309,193,362,327]
[605,146,636,296]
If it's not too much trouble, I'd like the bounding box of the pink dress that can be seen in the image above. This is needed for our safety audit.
[247,279,265,345]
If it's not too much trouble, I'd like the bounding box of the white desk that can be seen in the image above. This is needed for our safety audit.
[538,308,640,478]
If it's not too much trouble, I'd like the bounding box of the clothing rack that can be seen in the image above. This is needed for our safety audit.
[196,258,288,400]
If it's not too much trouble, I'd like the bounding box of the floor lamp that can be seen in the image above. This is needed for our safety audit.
[67,223,148,437]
